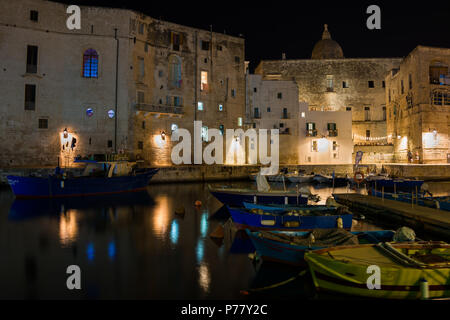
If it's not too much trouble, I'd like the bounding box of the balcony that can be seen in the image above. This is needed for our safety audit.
[328,129,338,137]
[135,104,184,118]
[306,129,317,137]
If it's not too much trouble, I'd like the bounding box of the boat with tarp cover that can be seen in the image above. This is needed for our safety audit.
[246,229,396,266]
[7,159,158,198]
[305,241,450,299]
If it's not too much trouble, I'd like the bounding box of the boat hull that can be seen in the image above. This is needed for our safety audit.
[305,243,450,299]
[369,179,424,193]
[371,189,450,212]
[228,207,352,231]
[7,169,159,198]
[247,230,395,266]
[209,189,308,207]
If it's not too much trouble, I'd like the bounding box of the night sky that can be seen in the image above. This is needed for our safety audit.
[55,1,450,71]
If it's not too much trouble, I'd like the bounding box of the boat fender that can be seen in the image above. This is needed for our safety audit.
[308,233,315,244]
[420,279,429,300]
[337,217,343,229]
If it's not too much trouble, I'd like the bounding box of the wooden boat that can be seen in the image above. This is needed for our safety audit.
[246,229,396,266]
[227,206,352,231]
[305,242,450,299]
[7,160,159,198]
[368,178,424,193]
[208,186,308,207]
[370,189,450,212]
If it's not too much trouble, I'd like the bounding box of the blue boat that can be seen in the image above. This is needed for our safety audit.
[246,229,396,266]
[368,178,424,193]
[227,206,353,231]
[7,160,159,198]
[243,202,341,214]
[208,186,308,207]
[370,189,450,212]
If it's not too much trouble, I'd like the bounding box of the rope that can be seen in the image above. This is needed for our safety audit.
[240,269,308,295]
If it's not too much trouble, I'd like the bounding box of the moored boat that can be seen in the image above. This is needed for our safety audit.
[305,241,450,299]
[246,229,396,266]
[7,160,159,198]
[368,178,424,193]
[209,187,309,207]
[227,206,352,231]
[286,174,314,184]
[370,189,450,212]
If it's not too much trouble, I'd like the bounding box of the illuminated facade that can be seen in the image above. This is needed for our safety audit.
[0,0,245,167]
[254,25,402,163]
[385,46,450,164]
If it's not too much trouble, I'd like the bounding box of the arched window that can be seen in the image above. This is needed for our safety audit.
[168,55,182,88]
[83,49,99,78]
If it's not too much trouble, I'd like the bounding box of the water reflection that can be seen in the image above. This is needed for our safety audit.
[59,210,79,247]
[108,241,116,260]
[152,195,170,237]
[198,263,211,293]
[170,220,179,245]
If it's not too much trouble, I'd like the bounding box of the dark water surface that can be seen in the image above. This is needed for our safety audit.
[0,181,449,299]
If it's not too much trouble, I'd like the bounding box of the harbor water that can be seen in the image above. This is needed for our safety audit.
[0,180,449,299]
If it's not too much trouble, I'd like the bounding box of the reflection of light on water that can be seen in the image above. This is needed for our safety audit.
[198,263,210,293]
[59,210,78,246]
[86,243,95,261]
[108,241,116,260]
[200,212,208,238]
[196,240,204,263]
[170,220,179,245]
[153,195,170,237]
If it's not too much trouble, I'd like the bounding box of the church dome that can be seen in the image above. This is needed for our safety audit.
[311,24,344,59]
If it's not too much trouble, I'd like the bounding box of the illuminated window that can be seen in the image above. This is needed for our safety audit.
[201,126,208,141]
[301,112,305,118]
[311,141,318,152]
[238,117,243,127]
[83,49,98,78]
[198,101,204,111]
[201,71,208,91]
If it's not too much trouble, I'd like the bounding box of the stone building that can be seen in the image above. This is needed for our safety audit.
[0,0,245,167]
[246,73,353,164]
[254,25,402,163]
[385,46,450,164]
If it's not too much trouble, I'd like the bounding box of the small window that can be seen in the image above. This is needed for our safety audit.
[277,92,282,99]
[218,104,223,111]
[142,121,145,129]
[171,32,181,51]
[332,141,337,151]
[346,107,352,111]
[408,74,412,90]
[24,84,36,110]
[138,57,145,79]
[138,141,144,150]
[382,81,386,88]
[279,123,284,128]
[401,80,404,94]
[158,70,163,78]
[235,56,240,63]
[138,23,144,34]
[198,101,204,111]
[201,41,210,51]
[83,49,99,78]
[137,91,145,104]
[301,112,305,118]
[253,88,257,93]
[237,117,243,127]
[107,140,113,148]
[30,10,38,22]
[364,107,371,121]
[311,141,318,152]
[204,58,208,63]
[217,45,222,51]
[343,81,349,88]
[368,81,375,88]
[144,43,149,52]
[231,89,236,97]
[267,107,271,112]
[366,130,371,140]
[38,118,47,129]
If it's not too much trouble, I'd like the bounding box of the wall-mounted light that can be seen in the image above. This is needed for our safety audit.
[397,135,401,140]
[161,131,166,141]
[63,128,68,139]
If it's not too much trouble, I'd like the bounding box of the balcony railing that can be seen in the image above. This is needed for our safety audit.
[328,129,338,137]
[135,103,184,115]
[306,129,317,137]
